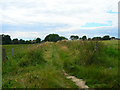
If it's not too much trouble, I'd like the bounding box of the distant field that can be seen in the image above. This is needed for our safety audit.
[2,44,35,58]
[102,40,118,49]
[2,40,119,88]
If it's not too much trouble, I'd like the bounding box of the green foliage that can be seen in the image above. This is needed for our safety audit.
[44,34,67,42]
[111,37,115,39]
[36,38,41,43]
[25,40,32,44]
[44,34,60,42]
[82,36,87,40]
[2,34,11,45]
[70,35,79,40]
[102,35,110,40]
[59,36,68,41]
[19,39,25,44]
[1,34,118,45]
[13,38,19,44]
[92,37,102,40]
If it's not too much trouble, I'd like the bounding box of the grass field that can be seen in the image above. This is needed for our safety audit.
[2,40,119,88]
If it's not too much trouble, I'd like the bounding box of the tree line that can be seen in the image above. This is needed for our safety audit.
[0,34,117,45]
[70,35,116,40]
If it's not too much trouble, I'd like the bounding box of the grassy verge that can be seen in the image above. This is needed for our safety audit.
[56,40,119,88]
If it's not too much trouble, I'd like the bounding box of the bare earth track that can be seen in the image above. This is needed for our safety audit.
[63,70,89,88]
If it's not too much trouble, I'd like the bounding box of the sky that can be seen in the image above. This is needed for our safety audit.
[0,0,119,40]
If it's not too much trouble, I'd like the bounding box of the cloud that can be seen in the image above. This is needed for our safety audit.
[0,0,119,39]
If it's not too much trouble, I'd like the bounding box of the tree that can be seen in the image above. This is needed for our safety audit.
[88,38,91,40]
[19,39,25,44]
[13,38,19,44]
[2,34,11,44]
[70,35,79,40]
[44,34,60,42]
[59,36,68,41]
[79,37,82,40]
[92,37,102,40]
[82,36,87,40]
[102,35,110,40]
[36,38,41,43]
[111,37,115,40]
[25,40,31,44]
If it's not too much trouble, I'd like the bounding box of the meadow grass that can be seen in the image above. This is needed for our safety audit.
[2,40,119,88]
[56,40,119,88]
[2,43,77,88]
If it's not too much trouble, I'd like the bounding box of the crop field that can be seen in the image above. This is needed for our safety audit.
[2,40,119,88]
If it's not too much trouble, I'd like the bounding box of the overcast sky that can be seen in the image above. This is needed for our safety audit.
[0,0,119,40]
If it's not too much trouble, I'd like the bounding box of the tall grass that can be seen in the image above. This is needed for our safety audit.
[2,43,77,88]
[2,40,119,88]
[57,40,119,88]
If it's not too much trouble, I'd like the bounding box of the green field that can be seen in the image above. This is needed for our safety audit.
[2,40,119,88]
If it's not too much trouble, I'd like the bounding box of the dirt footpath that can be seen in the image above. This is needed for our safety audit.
[63,70,89,88]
